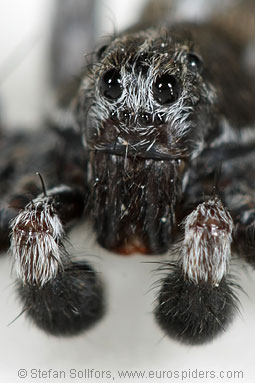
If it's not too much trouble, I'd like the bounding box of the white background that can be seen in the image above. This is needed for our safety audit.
[0,1,255,382]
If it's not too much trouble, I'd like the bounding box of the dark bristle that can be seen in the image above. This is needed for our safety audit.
[17,261,105,336]
[36,172,47,197]
[154,264,238,345]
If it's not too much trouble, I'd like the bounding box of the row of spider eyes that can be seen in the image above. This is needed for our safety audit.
[98,53,203,105]
[99,69,180,105]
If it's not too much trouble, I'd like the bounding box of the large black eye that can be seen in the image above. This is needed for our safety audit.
[153,74,180,105]
[187,53,203,73]
[99,69,122,101]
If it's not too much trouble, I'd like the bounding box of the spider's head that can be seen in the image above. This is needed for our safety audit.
[75,27,217,162]
[73,27,218,254]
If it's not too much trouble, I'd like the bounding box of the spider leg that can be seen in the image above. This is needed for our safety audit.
[0,203,18,252]
[10,185,104,336]
[229,199,255,267]
[155,196,238,345]
[211,148,255,267]
[0,126,87,252]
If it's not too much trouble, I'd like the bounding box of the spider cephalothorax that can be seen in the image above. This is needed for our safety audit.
[74,27,218,254]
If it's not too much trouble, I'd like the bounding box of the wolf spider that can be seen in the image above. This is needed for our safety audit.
[0,1,254,345]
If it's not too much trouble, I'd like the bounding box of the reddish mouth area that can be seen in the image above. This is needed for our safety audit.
[110,236,149,256]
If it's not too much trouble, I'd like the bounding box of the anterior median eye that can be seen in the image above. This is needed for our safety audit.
[153,74,180,105]
[99,69,122,101]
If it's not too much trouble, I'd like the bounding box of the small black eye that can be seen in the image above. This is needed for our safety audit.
[153,74,180,105]
[187,53,203,73]
[135,53,149,75]
[97,44,108,59]
[99,69,122,101]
